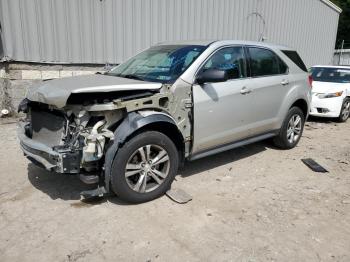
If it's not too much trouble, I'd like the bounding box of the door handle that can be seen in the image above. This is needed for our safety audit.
[281,79,289,86]
[240,87,252,95]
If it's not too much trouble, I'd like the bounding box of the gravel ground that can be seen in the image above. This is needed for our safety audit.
[0,117,349,262]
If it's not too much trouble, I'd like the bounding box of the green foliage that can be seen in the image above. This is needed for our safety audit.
[331,0,350,48]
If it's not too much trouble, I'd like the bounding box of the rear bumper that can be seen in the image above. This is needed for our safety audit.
[309,95,343,118]
[17,122,80,173]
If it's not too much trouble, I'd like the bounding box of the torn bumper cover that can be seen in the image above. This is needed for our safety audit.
[17,122,81,173]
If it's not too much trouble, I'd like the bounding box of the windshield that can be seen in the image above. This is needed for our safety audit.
[312,67,350,83]
[108,45,206,83]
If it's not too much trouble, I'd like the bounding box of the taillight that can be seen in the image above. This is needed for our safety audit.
[308,75,313,88]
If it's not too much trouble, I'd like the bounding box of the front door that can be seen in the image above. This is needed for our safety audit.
[192,46,255,154]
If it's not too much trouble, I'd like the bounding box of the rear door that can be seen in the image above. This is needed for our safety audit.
[245,46,290,135]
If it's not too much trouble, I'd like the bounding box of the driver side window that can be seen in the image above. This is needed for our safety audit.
[201,46,247,79]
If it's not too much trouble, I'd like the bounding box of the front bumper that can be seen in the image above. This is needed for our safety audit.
[309,95,343,118]
[17,122,80,173]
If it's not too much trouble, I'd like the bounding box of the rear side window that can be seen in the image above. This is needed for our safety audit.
[282,50,307,72]
[248,47,288,77]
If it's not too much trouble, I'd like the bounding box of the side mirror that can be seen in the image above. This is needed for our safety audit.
[196,69,229,85]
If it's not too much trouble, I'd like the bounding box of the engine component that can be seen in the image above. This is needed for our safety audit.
[60,150,81,173]
[79,173,100,184]
[82,120,114,163]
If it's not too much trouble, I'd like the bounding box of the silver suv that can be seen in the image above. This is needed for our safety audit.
[18,40,311,203]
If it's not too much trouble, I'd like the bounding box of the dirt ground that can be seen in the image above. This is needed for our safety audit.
[0,117,349,262]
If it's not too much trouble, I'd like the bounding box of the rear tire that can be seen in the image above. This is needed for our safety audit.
[273,107,305,149]
[337,97,350,123]
[110,131,179,203]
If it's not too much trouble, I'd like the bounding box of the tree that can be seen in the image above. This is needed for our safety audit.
[331,0,350,48]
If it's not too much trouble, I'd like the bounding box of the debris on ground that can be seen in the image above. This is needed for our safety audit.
[0,109,9,118]
[66,249,92,262]
[302,158,329,173]
[80,186,108,200]
[166,188,192,204]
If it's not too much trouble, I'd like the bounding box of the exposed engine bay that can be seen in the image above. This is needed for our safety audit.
[19,100,119,174]
[18,78,192,182]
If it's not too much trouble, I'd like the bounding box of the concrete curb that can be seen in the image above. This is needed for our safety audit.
[1,63,107,80]
[9,69,101,80]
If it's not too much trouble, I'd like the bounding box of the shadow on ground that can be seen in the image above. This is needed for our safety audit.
[307,116,337,124]
[27,140,271,202]
[27,164,94,201]
[179,141,269,178]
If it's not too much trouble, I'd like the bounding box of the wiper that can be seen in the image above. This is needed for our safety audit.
[121,74,145,81]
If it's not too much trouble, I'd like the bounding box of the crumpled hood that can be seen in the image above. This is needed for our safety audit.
[312,81,350,94]
[26,74,163,108]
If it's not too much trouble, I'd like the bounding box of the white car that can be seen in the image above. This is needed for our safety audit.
[310,65,350,122]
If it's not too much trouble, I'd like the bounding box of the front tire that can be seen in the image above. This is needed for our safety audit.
[337,97,350,123]
[110,131,179,203]
[273,107,305,149]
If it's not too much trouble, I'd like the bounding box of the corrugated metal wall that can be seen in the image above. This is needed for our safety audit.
[0,0,340,67]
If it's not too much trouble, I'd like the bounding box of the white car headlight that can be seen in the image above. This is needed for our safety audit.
[317,91,343,99]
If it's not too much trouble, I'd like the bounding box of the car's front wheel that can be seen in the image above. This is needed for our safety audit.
[110,131,179,203]
[273,107,305,149]
[337,97,350,123]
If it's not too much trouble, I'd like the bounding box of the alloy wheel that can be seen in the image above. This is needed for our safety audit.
[124,144,170,193]
[287,114,302,144]
[341,100,350,120]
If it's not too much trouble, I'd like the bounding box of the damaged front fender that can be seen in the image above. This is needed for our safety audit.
[104,111,183,192]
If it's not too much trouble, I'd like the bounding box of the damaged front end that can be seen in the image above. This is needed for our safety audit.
[17,82,180,196]
[18,100,120,199]
[18,100,118,176]
[17,71,192,200]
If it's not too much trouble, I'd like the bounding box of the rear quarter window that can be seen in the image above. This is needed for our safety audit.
[282,50,307,72]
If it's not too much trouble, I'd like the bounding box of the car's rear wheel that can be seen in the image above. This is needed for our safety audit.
[273,107,305,149]
[337,98,350,123]
[110,131,179,203]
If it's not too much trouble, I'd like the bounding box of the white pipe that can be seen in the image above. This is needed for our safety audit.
[91,120,106,135]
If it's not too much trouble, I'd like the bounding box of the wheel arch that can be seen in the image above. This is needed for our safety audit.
[290,99,309,118]
[104,111,184,192]
[132,121,185,153]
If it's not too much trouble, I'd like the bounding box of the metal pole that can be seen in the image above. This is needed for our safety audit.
[340,40,345,65]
